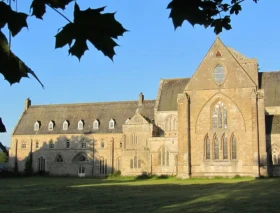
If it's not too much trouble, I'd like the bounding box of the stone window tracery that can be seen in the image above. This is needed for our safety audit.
[213,101,227,129]
[56,154,64,162]
[158,146,170,166]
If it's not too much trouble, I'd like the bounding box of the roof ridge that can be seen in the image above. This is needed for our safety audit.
[163,77,190,81]
[30,100,156,108]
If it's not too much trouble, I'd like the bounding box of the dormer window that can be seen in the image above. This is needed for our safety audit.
[48,121,54,130]
[63,120,69,130]
[34,121,40,131]
[125,118,130,124]
[93,119,99,129]
[109,119,115,129]
[78,120,84,130]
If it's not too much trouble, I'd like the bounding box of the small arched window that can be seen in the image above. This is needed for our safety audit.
[165,115,178,131]
[222,134,228,160]
[101,140,105,148]
[131,134,138,145]
[63,120,69,130]
[93,119,99,129]
[158,146,170,166]
[205,135,210,160]
[231,135,237,160]
[109,119,115,129]
[34,121,40,131]
[81,140,87,148]
[56,154,64,162]
[48,121,54,130]
[214,135,219,160]
[78,120,84,130]
[49,139,54,149]
[35,141,39,149]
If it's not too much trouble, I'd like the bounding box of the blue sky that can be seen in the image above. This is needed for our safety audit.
[0,0,279,147]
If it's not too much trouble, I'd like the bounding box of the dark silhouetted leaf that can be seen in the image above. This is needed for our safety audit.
[55,23,75,48]
[30,0,46,19]
[55,2,127,60]
[68,39,88,60]
[230,3,242,15]
[0,31,44,87]
[7,11,28,37]
[0,118,6,133]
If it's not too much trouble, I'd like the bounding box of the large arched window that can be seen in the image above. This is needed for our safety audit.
[165,115,177,131]
[213,101,227,129]
[231,135,237,160]
[158,146,170,166]
[213,135,219,160]
[205,135,210,160]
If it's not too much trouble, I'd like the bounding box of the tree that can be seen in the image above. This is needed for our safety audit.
[0,0,259,86]
[0,152,8,163]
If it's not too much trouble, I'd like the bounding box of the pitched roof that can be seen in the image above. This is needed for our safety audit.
[259,71,280,107]
[157,78,190,111]
[266,115,280,134]
[13,100,155,135]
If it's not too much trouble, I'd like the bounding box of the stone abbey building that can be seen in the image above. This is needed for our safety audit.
[9,38,280,178]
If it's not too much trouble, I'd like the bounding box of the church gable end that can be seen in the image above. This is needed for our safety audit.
[185,38,257,91]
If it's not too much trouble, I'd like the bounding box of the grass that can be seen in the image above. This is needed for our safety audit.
[0,176,280,213]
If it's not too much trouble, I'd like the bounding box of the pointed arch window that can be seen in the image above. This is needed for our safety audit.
[63,120,69,130]
[158,146,170,166]
[214,135,219,160]
[99,157,107,175]
[222,134,228,160]
[101,140,105,148]
[130,157,141,169]
[131,134,138,145]
[34,121,40,131]
[165,115,178,131]
[93,119,99,129]
[231,135,237,160]
[78,120,84,130]
[205,135,211,160]
[48,121,54,130]
[38,156,45,172]
[213,101,227,129]
[213,64,225,84]
[49,139,54,149]
[109,119,115,129]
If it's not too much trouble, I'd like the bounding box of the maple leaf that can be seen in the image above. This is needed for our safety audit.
[0,117,6,133]
[0,2,28,36]
[55,3,127,60]
[30,0,73,19]
[0,31,44,87]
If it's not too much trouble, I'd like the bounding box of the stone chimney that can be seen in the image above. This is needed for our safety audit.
[138,92,144,107]
[24,98,31,111]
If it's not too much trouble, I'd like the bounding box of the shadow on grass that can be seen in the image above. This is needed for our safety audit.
[1,177,280,213]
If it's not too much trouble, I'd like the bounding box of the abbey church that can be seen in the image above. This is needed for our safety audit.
[8,38,280,178]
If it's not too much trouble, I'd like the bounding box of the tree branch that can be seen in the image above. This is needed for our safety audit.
[46,4,72,23]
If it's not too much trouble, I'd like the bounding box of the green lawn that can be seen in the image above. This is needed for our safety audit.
[0,176,279,213]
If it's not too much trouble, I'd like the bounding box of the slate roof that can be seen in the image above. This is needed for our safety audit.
[157,78,190,111]
[266,115,280,134]
[13,100,155,135]
[259,71,280,107]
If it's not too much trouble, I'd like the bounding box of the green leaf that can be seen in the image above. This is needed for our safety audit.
[30,0,46,19]
[0,31,44,87]
[56,2,127,60]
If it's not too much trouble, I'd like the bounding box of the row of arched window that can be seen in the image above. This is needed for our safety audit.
[34,118,121,131]
[205,134,237,160]
[165,115,178,131]
[130,157,141,169]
